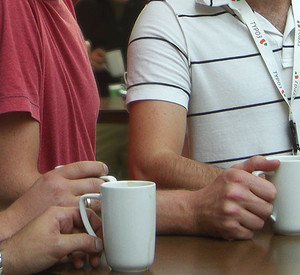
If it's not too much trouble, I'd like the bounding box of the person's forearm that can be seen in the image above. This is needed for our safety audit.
[0,196,39,241]
[130,150,222,190]
[128,101,221,190]
[0,173,43,241]
[0,202,34,241]
[0,112,41,209]
[156,189,204,235]
[0,173,54,240]
[0,211,16,241]
[0,172,40,210]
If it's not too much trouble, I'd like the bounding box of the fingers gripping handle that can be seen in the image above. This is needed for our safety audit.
[252,170,276,222]
[79,175,117,236]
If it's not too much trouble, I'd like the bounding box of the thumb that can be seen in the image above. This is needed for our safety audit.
[59,234,103,256]
[233,155,280,173]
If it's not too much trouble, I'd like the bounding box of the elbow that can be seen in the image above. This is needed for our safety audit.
[129,157,152,181]
[128,148,159,182]
[128,150,169,189]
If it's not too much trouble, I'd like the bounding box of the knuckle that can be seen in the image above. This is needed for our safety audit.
[248,155,265,168]
[41,172,57,186]
[43,173,67,192]
[222,168,244,185]
[82,233,92,244]
[73,161,87,174]
[88,178,101,191]
[251,155,264,162]
[224,186,245,202]
[51,180,68,196]
[56,237,67,252]
[82,234,96,250]
[44,178,68,205]
[222,201,241,217]
[269,187,277,201]
[221,219,240,236]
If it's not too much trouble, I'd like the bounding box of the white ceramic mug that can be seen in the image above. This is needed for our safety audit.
[79,179,156,273]
[254,155,300,235]
[105,49,125,78]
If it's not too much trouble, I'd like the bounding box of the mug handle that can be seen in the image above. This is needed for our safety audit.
[79,193,101,237]
[100,175,117,182]
[79,175,117,237]
[252,170,276,222]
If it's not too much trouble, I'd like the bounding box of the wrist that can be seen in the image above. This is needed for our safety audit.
[156,189,198,235]
[0,209,16,241]
[0,202,29,241]
[186,190,203,235]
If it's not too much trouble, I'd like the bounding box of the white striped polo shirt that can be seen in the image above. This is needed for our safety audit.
[126,0,299,168]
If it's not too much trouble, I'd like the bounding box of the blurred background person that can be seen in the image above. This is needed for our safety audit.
[75,0,148,180]
[75,0,147,96]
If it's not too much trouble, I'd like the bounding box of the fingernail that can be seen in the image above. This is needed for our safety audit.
[92,256,101,268]
[73,257,84,269]
[102,163,109,174]
[95,238,103,252]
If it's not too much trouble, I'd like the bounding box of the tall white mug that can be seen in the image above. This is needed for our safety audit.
[105,48,125,78]
[79,178,156,273]
[255,155,300,235]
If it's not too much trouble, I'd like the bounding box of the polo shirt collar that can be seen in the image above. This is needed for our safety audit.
[195,0,246,17]
[196,0,295,69]
[196,0,295,38]
[284,6,295,41]
[195,0,231,7]
[282,7,295,68]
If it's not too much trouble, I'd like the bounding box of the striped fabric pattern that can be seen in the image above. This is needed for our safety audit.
[126,0,298,168]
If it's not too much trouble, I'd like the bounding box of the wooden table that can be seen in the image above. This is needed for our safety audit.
[46,222,300,275]
[98,96,128,124]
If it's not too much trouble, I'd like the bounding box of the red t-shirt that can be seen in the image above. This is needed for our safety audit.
[0,0,100,173]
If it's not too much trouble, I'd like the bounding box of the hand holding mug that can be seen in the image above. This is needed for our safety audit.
[79,178,156,273]
[191,156,278,240]
[3,161,109,240]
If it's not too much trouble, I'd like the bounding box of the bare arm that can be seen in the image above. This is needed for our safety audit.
[0,112,41,208]
[128,100,280,240]
[156,156,279,240]
[128,100,221,190]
